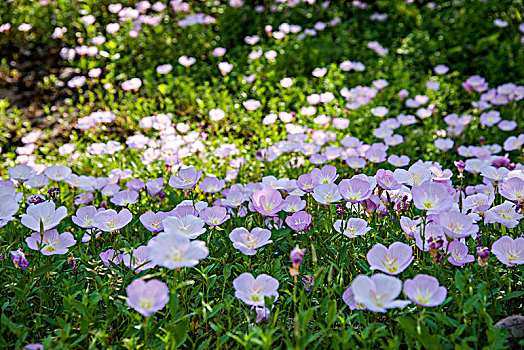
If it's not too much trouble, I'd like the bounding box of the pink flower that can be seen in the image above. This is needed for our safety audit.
[156,64,172,74]
[366,242,413,275]
[178,55,196,67]
[94,208,133,232]
[403,274,447,307]
[312,183,342,205]
[11,248,29,269]
[280,77,293,88]
[499,177,524,203]
[122,246,156,271]
[447,240,474,267]
[334,218,370,238]
[126,278,169,316]
[285,211,312,231]
[311,165,338,186]
[25,229,76,255]
[393,163,432,186]
[218,62,233,75]
[163,215,206,239]
[200,206,230,226]
[312,67,327,77]
[438,211,478,238]
[342,286,366,310]
[411,181,454,213]
[212,47,226,57]
[251,188,285,216]
[199,177,225,193]
[147,232,208,269]
[72,206,101,229]
[146,178,164,197]
[233,273,279,306]
[139,210,169,233]
[169,167,202,189]
[243,99,261,111]
[209,108,226,122]
[110,190,139,206]
[0,195,19,221]
[484,201,523,228]
[21,201,67,232]
[491,236,524,266]
[338,178,373,203]
[350,274,410,312]
[121,78,142,91]
[99,249,123,266]
[229,227,272,255]
[8,164,35,182]
[282,195,306,213]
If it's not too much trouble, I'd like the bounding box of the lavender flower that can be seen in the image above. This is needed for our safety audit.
[285,211,312,231]
[11,248,29,270]
[447,240,475,267]
[403,274,447,307]
[229,227,272,255]
[126,278,169,316]
[233,273,279,306]
[366,242,414,275]
[491,236,524,267]
[350,274,410,312]
[25,229,76,255]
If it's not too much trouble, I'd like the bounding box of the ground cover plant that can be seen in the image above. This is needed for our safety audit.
[1,0,524,348]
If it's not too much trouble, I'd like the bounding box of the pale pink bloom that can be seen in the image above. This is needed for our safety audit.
[94,208,133,232]
[312,183,342,205]
[229,227,272,255]
[312,67,327,77]
[72,206,100,229]
[438,211,479,238]
[243,99,261,111]
[110,190,139,206]
[209,108,225,121]
[393,163,431,186]
[280,77,293,88]
[350,274,410,312]
[126,278,169,316]
[200,206,230,226]
[18,23,32,32]
[8,164,35,182]
[199,177,225,193]
[156,64,172,74]
[25,229,76,255]
[169,167,202,189]
[212,47,226,57]
[251,188,285,216]
[178,55,196,67]
[334,218,370,238]
[106,23,120,34]
[0,195,19,221]
[491,236,524,266]
[411,181,454,214]
[366,242,413,275]
[447,240,474,266]
[147,232,208,269]
[403,274,447,307]
[122,246,156,271]
[233,273,279,306]
[218,62,233,75]
[163,214,206,239]
[484,201,523,228]
[21,201,67,232]
[26,174,49,189]
[139,211,169,233]
[400,217,421,237]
